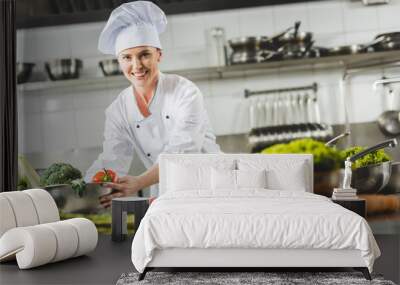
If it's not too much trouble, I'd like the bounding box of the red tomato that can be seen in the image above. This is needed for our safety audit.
[92,169,117,183]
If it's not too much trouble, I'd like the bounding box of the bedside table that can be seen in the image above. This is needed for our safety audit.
[332,198,366,218]
[111,197,150,242]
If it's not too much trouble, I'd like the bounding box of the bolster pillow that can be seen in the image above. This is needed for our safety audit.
[0,189,60,238]
[0,218,98,269]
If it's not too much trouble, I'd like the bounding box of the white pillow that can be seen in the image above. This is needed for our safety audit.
[266,166,307,191]
[238,158,308,191]
[211,168,236,190]
[236,169,267,189]
[167,162,211,191]
[211,169,267,190]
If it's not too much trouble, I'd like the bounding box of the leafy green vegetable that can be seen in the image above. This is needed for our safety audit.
[262,138,342,171]
[340,146,391,169]
[40,162,82,186]
[71,178,86,197]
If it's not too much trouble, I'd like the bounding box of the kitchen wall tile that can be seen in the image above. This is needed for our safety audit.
[382,66,400,79]
[203,9,241,40]
[67,22,104,58]
[273,3,309,34]
[313,32,347,48]
[42,111,77,152]
[238,6,274,37]
[209,75,247,97]
[276,69,315,88]
[243,72,279,91]
[193,79,212,97]
[24,26,72,62]
[344,30,380,45]
[72,89,113,110]
[313,69,343,87]
[161,47,208,70]
[40,93,75,112]
[317,83,344,125]
[23,113,44,153]
[169,13,206,49]
[307,1,344,35]
[348,82,383,123]
[22,92,42,114]
[343,1,379,33]
[376,0,400,31]
[17,30,26,62]
[204,95,249,135]
[75,109,105,148]
[349,68,384,85]
[159,25,173,49]
[107,85,126,102]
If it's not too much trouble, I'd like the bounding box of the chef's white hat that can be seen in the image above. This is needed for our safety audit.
[98,1,167,55]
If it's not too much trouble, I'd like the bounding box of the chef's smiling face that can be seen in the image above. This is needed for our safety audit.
[118,46,162,88]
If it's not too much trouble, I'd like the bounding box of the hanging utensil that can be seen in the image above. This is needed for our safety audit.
[249,98,257,129]
[325,131,351,147]
[377,87,400,136]
[257,99,266,128]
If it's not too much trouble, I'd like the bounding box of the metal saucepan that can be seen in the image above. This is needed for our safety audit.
[99,59,122,76]
[373,32,400,51]
[45,182,111,214]
[16,62,35,84]
[381,162,400,194]
[377,88,400,136]
[45,58,83,81]
[349,139,398,194]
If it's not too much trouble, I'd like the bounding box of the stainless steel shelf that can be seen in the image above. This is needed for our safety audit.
[18,50,400,94]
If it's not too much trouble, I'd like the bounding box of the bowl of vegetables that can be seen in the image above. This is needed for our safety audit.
[40,163,114,214]
[340,146,393,194]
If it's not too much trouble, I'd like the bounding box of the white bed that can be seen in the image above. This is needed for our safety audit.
[131,154,380,280]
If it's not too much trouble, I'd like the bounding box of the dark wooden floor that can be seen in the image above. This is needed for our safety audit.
[1,234,399,285]
[0,235,134,285]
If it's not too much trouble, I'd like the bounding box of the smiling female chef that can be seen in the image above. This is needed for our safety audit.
[84,1,220,207]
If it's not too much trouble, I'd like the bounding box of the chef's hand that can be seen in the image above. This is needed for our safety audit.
[99,175,142,208]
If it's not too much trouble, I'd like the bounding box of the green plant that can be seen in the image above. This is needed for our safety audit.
[262,138,342,172]
[340,146,391,169]
[40,162,82,186]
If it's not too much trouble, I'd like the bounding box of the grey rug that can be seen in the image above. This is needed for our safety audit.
[116,271,396,285]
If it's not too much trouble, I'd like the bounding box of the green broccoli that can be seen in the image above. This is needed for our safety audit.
[40,162,82,186]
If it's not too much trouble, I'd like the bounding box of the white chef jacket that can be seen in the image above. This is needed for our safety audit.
[85,72,220,195]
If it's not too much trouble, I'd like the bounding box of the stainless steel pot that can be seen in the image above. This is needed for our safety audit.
[348,139,398,194]
[381,162,400,194]
[45,58,83,81]
[228,36,268,52]
[352,161,392,194]
[17,62,35,84]
[99,59,122,76]
[45,182,111,214]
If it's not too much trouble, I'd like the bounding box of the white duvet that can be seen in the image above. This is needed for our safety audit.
[131,190,380,273]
